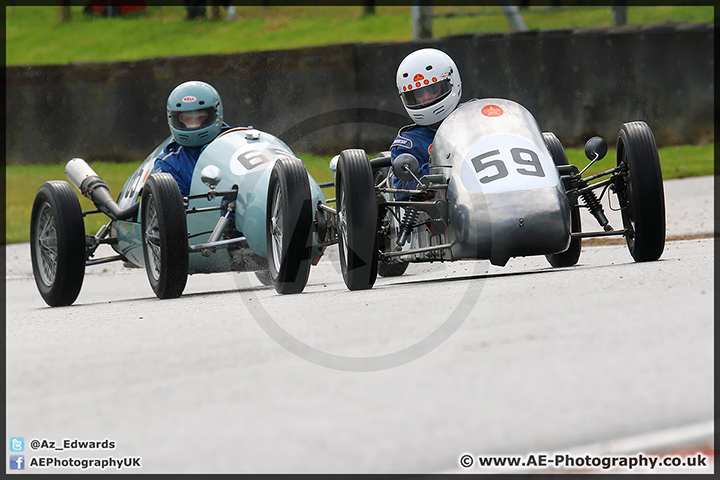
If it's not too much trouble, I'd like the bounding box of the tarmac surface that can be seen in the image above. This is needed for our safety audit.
[3,175,715,278]
[4,175,714,474]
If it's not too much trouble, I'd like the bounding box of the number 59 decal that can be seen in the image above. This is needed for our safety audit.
[460,134,558,193]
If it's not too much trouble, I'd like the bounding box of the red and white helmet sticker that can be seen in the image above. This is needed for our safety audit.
[182,96,197,103]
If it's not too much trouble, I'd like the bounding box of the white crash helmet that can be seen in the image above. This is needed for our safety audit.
[396,48,462,126]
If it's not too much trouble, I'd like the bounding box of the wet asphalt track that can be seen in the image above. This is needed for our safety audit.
[4,176,714,474]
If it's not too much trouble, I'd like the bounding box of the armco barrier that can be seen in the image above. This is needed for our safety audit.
[5,22,713,165]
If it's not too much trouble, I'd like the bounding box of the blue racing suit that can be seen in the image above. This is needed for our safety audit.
[153,124,233,197]
[153,124,238,236]
[390,124,438,201]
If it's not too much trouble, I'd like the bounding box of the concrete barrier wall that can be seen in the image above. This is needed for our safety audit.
[5,22,713,165]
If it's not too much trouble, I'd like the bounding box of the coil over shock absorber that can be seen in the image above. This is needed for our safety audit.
[575,136,613,231]
[397,201,420,248]
[392,153,425,248]
[572,177,612,231]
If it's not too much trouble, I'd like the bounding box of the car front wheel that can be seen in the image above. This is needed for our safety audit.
[615,121,666,262]
[141,173,189,299]
[266,156,313,294]
[335,149,379,290]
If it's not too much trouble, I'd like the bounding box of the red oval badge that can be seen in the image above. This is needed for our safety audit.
[182,96,197,103]
[481,105,504,117]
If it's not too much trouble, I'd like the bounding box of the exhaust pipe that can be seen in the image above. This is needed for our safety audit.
[65,158,139,221]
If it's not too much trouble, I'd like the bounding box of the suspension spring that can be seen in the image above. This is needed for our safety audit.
[574,177,611,230]
[397,206,419,247]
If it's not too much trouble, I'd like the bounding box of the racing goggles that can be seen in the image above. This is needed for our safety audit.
[401,79,452,109]
[170,107,217,131]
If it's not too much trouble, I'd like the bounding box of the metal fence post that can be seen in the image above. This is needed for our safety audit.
[411,1,433,40]
[612,1,628,26]
[500,1,528,32]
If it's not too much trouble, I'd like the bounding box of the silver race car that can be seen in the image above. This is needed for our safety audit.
[316,98,666,290]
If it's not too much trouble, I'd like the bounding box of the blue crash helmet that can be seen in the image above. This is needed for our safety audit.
[167,81,224,147]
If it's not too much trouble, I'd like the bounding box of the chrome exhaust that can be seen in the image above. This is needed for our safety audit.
[65,158,139,221]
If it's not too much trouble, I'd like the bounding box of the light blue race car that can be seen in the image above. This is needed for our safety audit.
[30,127,327,306]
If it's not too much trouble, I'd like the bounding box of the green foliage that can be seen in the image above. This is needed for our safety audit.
[5,5,713,244]
[6,144,713,244]
[5,5,713,66]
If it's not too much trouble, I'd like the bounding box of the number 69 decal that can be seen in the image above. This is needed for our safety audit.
[229,143,291,176]
[460,134,557,193]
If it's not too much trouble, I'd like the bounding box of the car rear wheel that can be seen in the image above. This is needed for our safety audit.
[266,156,313,294]
[30,181,86,306]
[615,122,666,262]
[141,173,189,299]
[543,132,582,268]
[336,149,379,290]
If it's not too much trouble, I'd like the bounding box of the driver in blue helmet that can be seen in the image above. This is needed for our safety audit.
[153,80,233,197]
[390,48,463,200]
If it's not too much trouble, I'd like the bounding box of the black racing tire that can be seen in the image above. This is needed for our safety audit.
[141,173,189,299]
[336,149,379,290]
[543,131,570,167]
[543,132,582,268]
[266,156,313,294]
[377,260,409,277]
[615,121,666,262]
[372,151,392,186]
[30,181,86,306]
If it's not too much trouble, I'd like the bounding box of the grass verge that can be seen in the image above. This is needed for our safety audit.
[5,5,714,66]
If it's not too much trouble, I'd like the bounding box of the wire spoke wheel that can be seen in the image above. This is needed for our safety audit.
[141,173,189,299]
[265,156,313,294]
[30,181,86,306]
[36,203,59,285]
[269,182,284,275]
[337,185,350,267]
[143,193,162,281]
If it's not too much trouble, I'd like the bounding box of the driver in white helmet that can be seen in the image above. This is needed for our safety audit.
[391,48,462,200]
